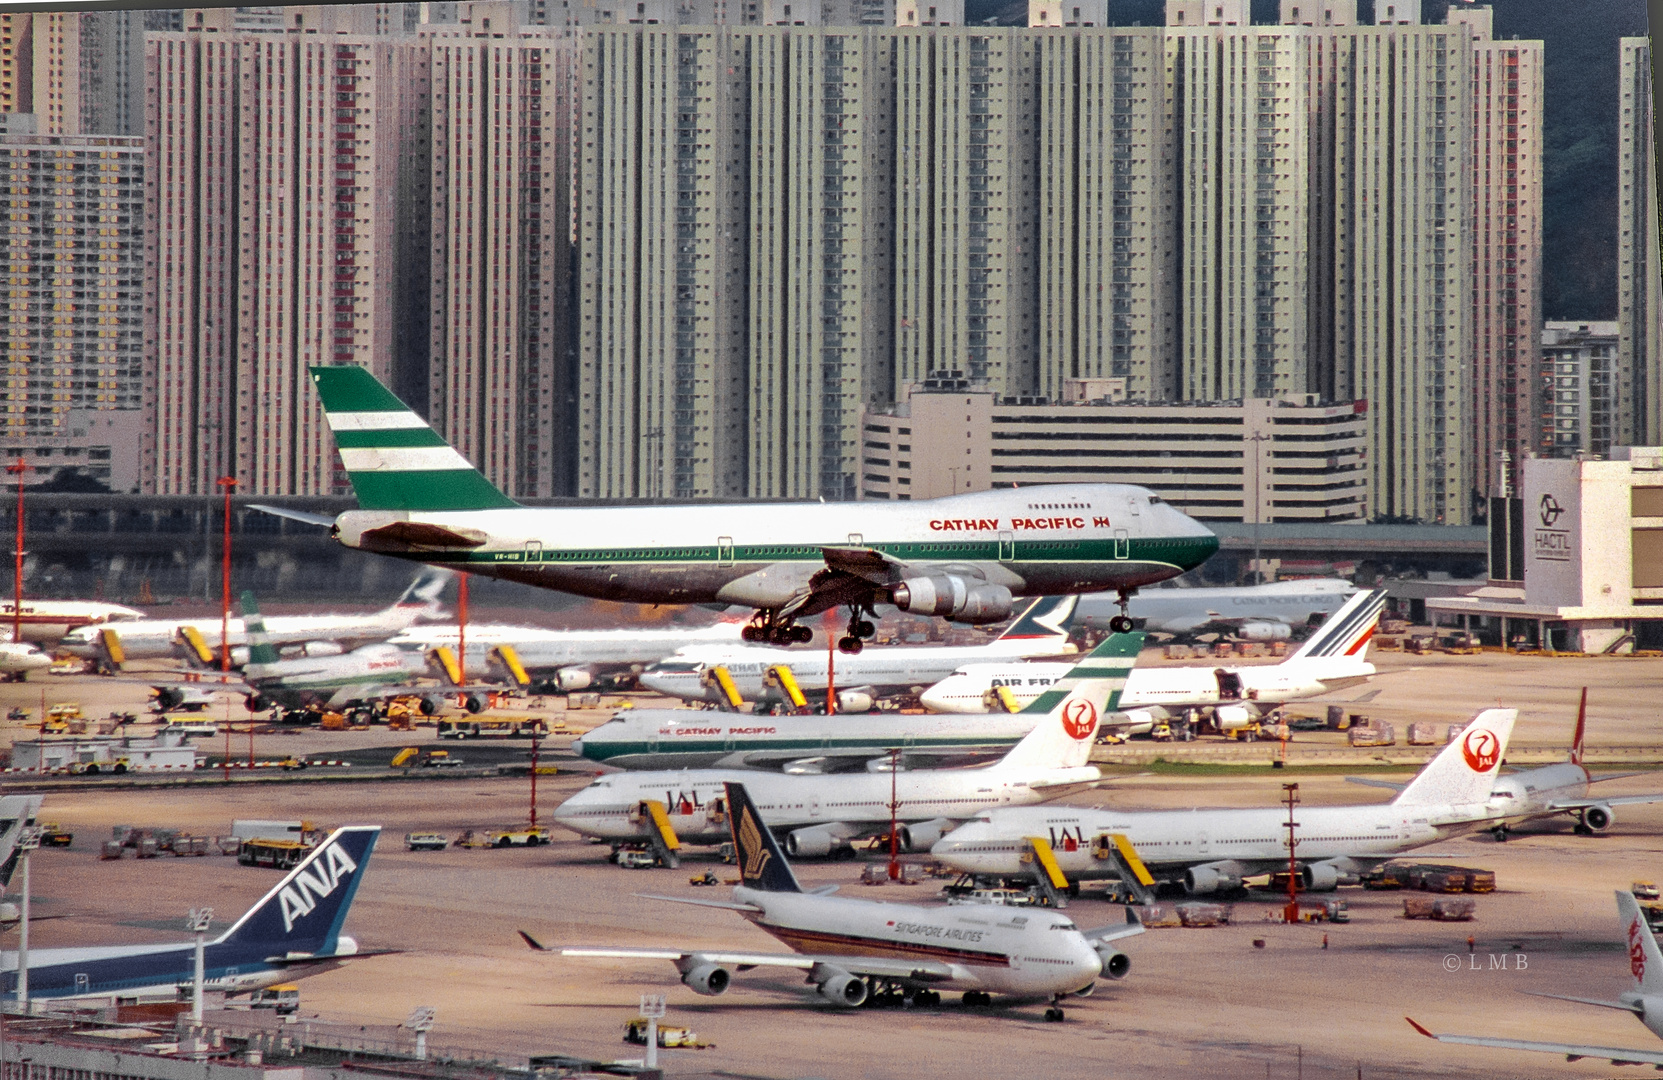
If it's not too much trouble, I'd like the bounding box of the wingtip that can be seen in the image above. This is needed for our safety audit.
[517,930,550,952]
[1405,1017,1436,1039]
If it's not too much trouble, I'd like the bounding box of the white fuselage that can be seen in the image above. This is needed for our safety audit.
[1484,762,1593,825]
[0,642,50,674]
[1075,579,1357,634]
[640,636,1074,704]
[388,621,745,676]
[736,887,1103,997]
[0,599,144,644]
[920,656,1374,715]
[59,607,432,661]
[243,642,433,699]
[931,801,1482,881]
[552,763,1103,845]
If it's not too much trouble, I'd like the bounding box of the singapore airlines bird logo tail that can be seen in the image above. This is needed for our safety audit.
[724,782,801,894]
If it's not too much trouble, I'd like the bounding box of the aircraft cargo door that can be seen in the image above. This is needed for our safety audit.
[1114,529,1130,559]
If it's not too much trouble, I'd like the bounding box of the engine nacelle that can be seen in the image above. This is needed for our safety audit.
[245,693,272,713]
[681,963,730,996]
[153,687,184,712]
[816,969,869,1008]
[420,695,445,716]
[785,824,849,858]
[1238,621,1293,642]
[897,817,953,853]
[1300,862,1341,892]
[956,584,1014,624]
[1213,704,1257,732]
[1115,708,1166,736]
[463,693,488,714]
[1094,945,1131,980]
[1584,804,1613,831]
[300,641,345,658]
[1184,863,1244,896]
[230,646,250,666]
[835,690,875,714]
[891,574,964,616]
[556,667,594,692]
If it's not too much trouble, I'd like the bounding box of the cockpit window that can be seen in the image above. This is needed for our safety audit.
[1148,495,1163,505]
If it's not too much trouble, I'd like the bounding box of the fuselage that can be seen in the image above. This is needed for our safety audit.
[333,486,1218,608]
[1076,579,1356,634]
[59,608,432,660]
[640,635,1074,704]
[388,621,746,678]
[737,887,1101,997]
[1484,762,1592,825]
[0,935,357,1001]
[0,642,50,674]
[552,764,1102,845]
[244,642,434,704]
[931,802,1479,881]
[920,657,1374,715]
[0,600,144,644]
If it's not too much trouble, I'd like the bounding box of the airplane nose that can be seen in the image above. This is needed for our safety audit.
[568,736,584,755]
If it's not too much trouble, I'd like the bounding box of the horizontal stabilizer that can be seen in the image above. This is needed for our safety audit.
[248,505,338,528]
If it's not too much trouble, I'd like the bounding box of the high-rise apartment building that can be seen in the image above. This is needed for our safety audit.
[0,134,144,468]
[0,10,177,137]
[144,24,433,496]
[1541,320,1619,459]
[1618,36,1661,448]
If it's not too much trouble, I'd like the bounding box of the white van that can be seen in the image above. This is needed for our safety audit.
[159,720,219,739]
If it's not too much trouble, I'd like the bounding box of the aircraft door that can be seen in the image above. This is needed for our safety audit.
[74,973,89,994]
[1196,831,1209,855]
[524,540,543,563]
[1215,669,1242,700]
[998,531,1015,561]
[1114,529,1130,559]
[808,794,822,818]
[847,532,863,545]
[716,536,735,567]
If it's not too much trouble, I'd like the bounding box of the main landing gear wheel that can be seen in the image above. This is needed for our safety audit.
[744,611,814,645]
[1044,1006,1065,1023]
[962,990,991,1007]
[838,605,878,653]
[1108,587,1137,634]
[1491,825,1510,842]
[838,636,865,654]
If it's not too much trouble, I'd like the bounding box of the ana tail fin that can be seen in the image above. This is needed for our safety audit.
[1570,687,1588,766]
[1289,588,1386,661]
[1617,890,1663,994]
[215,826,380,956]
[996,631,1144,770]
[997,595,1079,642]
[308,366,517,513]
[1391,708,1515,807]
[0,795,42,894]
[238,591,282,666]
[723,782,801,893]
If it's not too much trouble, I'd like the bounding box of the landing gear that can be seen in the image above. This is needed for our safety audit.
[838,604,878,654]
[1044,1006,1065,1023]
[961,990,991,1007]
[1490,825,1510,842]
[1108,587,1136,634]
[743,610,815,645]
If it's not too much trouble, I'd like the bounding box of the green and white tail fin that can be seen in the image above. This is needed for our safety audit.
[995,631,1145,770]
[308,366,517,512]
[238,591,282,666]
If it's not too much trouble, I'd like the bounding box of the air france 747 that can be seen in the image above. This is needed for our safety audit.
[276,366,1218,651]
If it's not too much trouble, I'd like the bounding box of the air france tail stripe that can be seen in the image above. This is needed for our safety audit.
[1305,593,1384,657]
[338,447,477,473]
[325,411,429,431]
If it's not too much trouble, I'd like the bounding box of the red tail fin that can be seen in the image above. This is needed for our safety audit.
[1570,686,1588,766]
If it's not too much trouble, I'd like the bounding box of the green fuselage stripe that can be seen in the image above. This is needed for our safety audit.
[582,733,1026,762]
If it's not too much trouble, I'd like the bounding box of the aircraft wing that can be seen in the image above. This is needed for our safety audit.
[1406,1017,1663,1066]
[558,945,955,982]
[1548,793,1663,811]
[1080,906,1145,944]
[819,546,912,586]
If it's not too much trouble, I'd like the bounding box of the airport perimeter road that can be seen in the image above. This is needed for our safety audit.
[24,773,1663,1080]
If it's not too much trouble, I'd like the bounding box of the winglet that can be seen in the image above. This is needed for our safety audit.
[1405,1017,1437,1039]
[518,930,551,952]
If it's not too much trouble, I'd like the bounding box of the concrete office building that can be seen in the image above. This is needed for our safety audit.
[144,21,433,496]
[859,377,1369,523]
[1541,321,1620,460]
[1618,36,1661,448]
[0,10,179,137]
[0,134,144,487]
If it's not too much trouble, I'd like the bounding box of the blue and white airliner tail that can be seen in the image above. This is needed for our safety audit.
[1,825,379,1002]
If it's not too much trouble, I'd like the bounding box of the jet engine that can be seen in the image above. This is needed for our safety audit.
[890,576,1013,624]
[1300,862,1341,892]
[297,641,345,658]
[245,693,272,712]
[1582,804,1613,832]
[229,646,251,666]
[1114,708,1166,736]
[784,824,854,858]
[1094,945,1131,980]
[835,689,875,714]
[1212,704,1258,732]
[463,693,488,714]
[681,963,730,996]
[1237,621,1293,642]
[555,667,594,692]
[1183,863,1244,895]
[420,694,445,716]
[816,968,868,1008]
[153,687,184,712]
[897,817,954,852]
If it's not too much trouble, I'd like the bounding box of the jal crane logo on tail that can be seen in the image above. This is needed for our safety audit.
[1631,917,1648,982]
[1060,699,1098,741]
[1461,728,1501,774]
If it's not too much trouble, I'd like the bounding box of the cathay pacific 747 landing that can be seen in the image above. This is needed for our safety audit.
[271,367,1218,652]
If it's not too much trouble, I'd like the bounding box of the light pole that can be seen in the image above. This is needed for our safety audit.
[7,458,27,646]
[14,826,39,1013]
[638,994,665,1070]
[1282,783,1300,924]
[216,477,236,671]
[1246,432,1273,584]
[187,907,213,1022]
